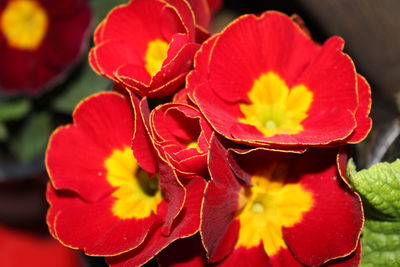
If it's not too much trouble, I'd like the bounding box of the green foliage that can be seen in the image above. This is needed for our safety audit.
[349,159,400,219]
[0,99,31,121]
[348,159,400,267]
[361,220,400,267]
[10,112,52,163]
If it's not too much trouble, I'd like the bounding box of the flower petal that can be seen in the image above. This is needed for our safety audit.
[46,92,134,202]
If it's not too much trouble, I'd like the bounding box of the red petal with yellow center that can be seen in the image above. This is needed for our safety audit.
[202,135,363,266]
[96,0,185,48]
[46,91,191,259]
[47,185,164,256]
[46,92,134,202]
[46,92,163,255]
[132,94,197,236]
[281,150,363,266]
[90,0,199,98]
[228,147,363,266]
[106,175,207,267]
[189,11,370,146]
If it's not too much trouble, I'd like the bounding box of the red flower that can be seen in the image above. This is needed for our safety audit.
[0,224,83,267]
[46,91,206,266]
[197,136,363,266]
[188,12,372,147]
[157,235,361,267]
[89,0,201,98]
[148,101,213,176]
[0,0,91,94]
[186,0,222,33]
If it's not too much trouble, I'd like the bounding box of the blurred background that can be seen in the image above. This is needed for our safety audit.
[0,0,399,266]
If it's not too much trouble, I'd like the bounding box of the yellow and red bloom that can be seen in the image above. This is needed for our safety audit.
[148,101,213,176]
[198,136,363,266]
[188,11,372,147]
[46,91,206,266]
[89,0,201,98]
[0,0,91,94]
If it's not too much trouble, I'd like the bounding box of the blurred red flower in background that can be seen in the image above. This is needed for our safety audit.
[0,224,83,267]
[0,0,91,95]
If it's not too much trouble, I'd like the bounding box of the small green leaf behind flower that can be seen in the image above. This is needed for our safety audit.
[0,99,31,122]
[348,159,400,267]
[10,112,51,163]
[0,99,31,141]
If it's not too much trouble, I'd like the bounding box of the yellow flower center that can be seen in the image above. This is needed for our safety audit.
[145,39,169,76]
[105,147,163,219]
[239,72,313,137]
[186,141,200,150]
[1,0,48,50]
[236,164,313,256]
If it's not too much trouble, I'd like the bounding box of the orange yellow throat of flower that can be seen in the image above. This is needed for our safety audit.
[236,166,314,256]
[239,72,313,137]
[1,0,48,50]
[105,147,163,220]
[145,39,169,76]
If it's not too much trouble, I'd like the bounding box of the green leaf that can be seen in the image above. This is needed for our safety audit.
[360,219,400,267]
[0,122,7,141]
[10,112,52,163]
[52,62,111,114]
[0,99,31,121]
[348,159,400,219]
[91,0,128,22]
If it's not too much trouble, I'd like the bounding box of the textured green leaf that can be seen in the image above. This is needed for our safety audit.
[360,219,400,267]
[52,62,111,114]
[10,112,52,163]
[348,159,400,219]
[91,0,128,22]
[0,99,31,121]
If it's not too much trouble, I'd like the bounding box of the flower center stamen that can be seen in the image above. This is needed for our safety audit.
[235,164,314,256]
[145,39,169,76]
[105,147,163,219]
[239,72,313,137]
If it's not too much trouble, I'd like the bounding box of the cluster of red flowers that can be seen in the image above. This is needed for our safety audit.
[46,0,372,266]
[0,0,91,94]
